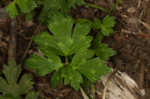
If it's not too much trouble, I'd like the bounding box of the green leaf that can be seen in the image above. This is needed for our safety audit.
[5,0,37,18]
[18,74,33,94]
[25,54,63,76]
[70,50,94,70]
[92,18,101,29]
[39,0,65,23]
[73,20,91,37]
[51,71,63,88]
[41,0,85,12]
[100,15,116,36]
[47,15,92,56]
[94,43,116,60]
[61,66,83,91]
[33,32,63,56]
[0,60,34,98]
[3,61,21,84]
[39,0,85,23]
[79,58,111,82]
[15,0,37,13]
[0,77,8,92]
[48,15,73,44]
[93,32,103,47]
[5,2,18,19]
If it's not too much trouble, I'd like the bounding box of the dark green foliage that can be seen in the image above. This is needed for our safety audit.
[100,15,116,36]
[5,0,116,92]
[6,0,37,19]
[94,43,116,60]
[92,15,116,60]
[15,0,37,13]
[5,0,85,22]
[0,61,39,99]
[25,16,111,90]
[39,0,85,23]
[92,15,116,36]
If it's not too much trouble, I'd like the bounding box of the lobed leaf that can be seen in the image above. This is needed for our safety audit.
[50,71,63,88]
[94,43,116,60]
[79,58,111,82]
[25,54,63,76]
[15,0,37,13]
[0,60,36,98]
[100,15,116,36]
[61,66,83,90]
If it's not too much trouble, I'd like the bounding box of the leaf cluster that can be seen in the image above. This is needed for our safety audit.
[25,16,112,90]
[6,0,37,19]
[91,15,116,60]
[5,0,85,23]
[92,15,116,36]
[5,0,117,92]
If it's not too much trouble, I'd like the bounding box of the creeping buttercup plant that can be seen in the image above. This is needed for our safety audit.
[25,15,115,90]
[5,0,116,93]
[0,60,39,99]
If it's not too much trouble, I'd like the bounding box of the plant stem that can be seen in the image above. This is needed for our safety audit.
[86,3,108,13]
[8,17,16,62]
[65,56,69,64]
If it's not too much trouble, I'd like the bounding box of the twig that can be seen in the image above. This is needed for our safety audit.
[21,36,33,64]
[86,3,108,13]
[138,20,150,31]
[8,17,17,61]
[102,69,118,99]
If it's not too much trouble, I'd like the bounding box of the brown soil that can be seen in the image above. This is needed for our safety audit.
[0,0,150,99]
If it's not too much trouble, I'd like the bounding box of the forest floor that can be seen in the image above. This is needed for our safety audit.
[0,0,150,99]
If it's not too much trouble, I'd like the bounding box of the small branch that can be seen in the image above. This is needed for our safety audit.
[86,3,108,13]
[8,17,17,61]
[21,36,33,64]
